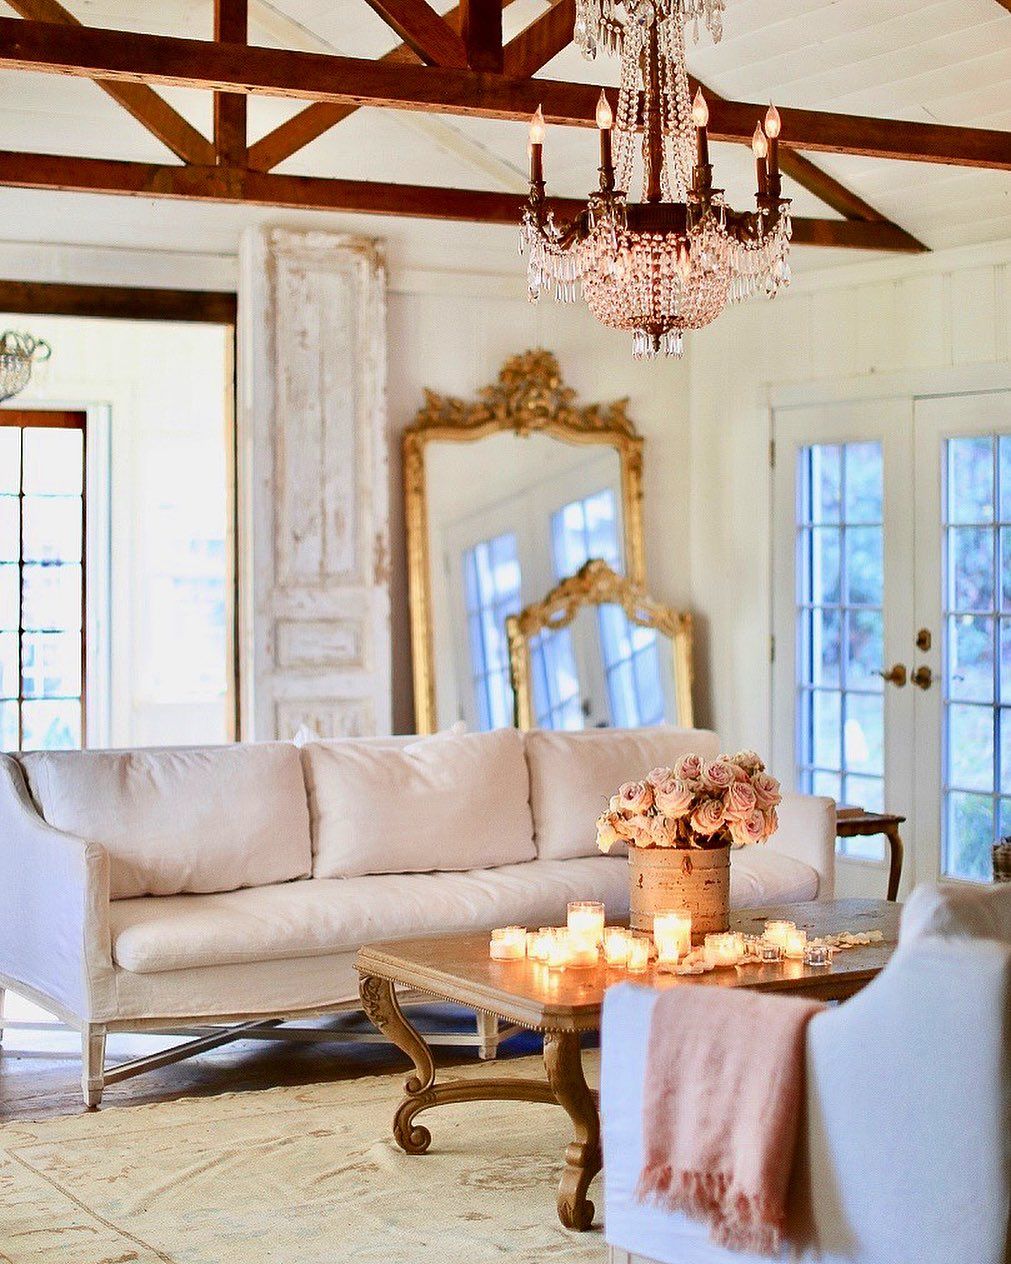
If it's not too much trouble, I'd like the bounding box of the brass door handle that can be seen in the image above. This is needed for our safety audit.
[877,663,907,687]
[911,665,933,690]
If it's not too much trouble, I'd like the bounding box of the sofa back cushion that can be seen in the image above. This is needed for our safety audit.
[20,743,312,900]
[302,727,536,879]
[526,725,722,860]
[900,881,1011,947]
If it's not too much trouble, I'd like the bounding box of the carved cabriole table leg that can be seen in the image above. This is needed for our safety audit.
[358,974,436,1152]
[543,1030,601,1231]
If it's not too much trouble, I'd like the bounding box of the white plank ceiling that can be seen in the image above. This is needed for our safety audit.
[0,0,1007,267]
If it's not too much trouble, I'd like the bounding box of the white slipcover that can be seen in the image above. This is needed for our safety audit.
[301,727,536,879]
[18,743,311,900]
[526,726,723,860]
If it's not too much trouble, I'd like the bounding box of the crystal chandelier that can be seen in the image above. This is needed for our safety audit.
[520,0,791,359]
[0,331,51,402]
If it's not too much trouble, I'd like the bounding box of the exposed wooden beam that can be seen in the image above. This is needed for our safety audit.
[360,0,468,66]
[0,20,1007,169]
[214,0,247,165]
[0,278,236,323]
[0,148,929,250]
[502,0,574,78]
[459,0,503,70]
[2,0,214,166]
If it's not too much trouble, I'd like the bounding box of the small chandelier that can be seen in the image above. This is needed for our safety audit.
[520,0,791,359]
[0,331,51,402]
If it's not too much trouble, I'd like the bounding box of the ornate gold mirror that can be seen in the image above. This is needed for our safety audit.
[404,350,646,733]
[506,560,694,730]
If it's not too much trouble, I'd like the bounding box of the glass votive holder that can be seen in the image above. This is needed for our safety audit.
[544,928,573,970]
[652,907,692,956]
[785,929,808,960]
[528,927,555,963]
[761,941,783,963]
[603,927,632,967]
[489,926,527,961]
[567,901,605,946]
[626,933,651,972]
[567,931,600,968]
[704,932,745,968]
[804,942,830,967]
[763,919,796,950]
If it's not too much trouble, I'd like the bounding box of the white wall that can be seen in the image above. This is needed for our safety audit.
[3,314,232,747]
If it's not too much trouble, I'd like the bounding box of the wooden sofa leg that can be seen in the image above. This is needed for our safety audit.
[81,1024,107,1109]
[476,1010,500,1061]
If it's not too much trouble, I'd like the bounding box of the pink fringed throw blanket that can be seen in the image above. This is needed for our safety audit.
[636,987,824,1256]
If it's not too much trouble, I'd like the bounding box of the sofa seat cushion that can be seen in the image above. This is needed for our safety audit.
[19,743,312,900]
[111,857,631,973]
[301,727,535,879]
[526,726,723,861]
[110,849,818,975]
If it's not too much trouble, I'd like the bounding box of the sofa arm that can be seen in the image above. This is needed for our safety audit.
[768,793,835,899]
[0,754,114,1022]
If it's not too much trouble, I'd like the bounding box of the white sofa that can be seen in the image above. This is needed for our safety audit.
[0,724,835,1106]
[602,882,1011,1264]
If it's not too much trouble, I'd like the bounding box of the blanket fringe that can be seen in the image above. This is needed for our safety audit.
[636,1163,784,1256]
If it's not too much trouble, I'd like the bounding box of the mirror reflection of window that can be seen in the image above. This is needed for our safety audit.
[462,533,521,731]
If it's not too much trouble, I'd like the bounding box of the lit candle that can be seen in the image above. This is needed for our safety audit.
[704,932,745,968]
[596,90,614,190]
[545,928,573,970]
[785,929,808,960]
[653,908,692,957]
[804,942,830,967]
[528,927,554,963]
[626,934,651,972]
[691,88,710,178]
[603,927,631,967]
[764,103,781,199]
[528,104,545,187]
[752,122,769,197]
[567,933,600,967]
[567,901,605,946]
[764,920,796,950]
[490,926,527,961]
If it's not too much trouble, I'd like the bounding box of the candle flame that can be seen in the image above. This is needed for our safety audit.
[595,90,613,130]
[691,88,709,128]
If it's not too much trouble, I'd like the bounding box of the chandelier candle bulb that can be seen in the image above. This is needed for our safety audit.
[691,88,710,173]
[528,105,545,187]
[752,122,769,196]
[764,103,782,198]
[567,901,605,946]
[489,927,527,961]
[596,90,614,188]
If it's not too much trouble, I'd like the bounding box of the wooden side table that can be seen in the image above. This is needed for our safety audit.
[836,810,905,901]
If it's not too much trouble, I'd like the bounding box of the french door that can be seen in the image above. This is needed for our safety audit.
[773,389,1011,894]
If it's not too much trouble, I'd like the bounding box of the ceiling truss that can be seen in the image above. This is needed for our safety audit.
[0,4,1007,251]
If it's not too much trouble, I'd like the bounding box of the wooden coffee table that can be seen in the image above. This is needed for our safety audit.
[356,898,899,1232]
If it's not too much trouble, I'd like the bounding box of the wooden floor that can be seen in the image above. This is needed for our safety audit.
[0,991,544,1124]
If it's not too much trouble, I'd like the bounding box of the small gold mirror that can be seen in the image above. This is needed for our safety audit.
[404,350,646,733]
[506,559,694,730]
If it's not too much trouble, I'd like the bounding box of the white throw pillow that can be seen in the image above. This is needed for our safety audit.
[525,726,722,860]
[20,743,312,900]
[900,881,1011,946]
[302,727,536,878]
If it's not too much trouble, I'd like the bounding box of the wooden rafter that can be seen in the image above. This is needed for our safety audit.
[0,148,927,250]
[502,0,575,79]
[214,0,246,165]
[1,20,1007,169]
[2,0,214,166]
[361,0,468,66]
[459,0,503,71]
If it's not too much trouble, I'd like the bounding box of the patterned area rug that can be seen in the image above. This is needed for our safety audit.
[0,1051,603,1263]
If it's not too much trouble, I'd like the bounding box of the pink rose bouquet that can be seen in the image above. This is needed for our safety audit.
[596,750,781,852]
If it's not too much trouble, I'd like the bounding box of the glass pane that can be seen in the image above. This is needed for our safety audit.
[0,564,17,630]
[808,528,841,606]
[945,791,993,882]
[843,774,884,815]
[999,437,1011,522]
[585,489,620,567]
[949,527,994,612]
[21,564,82,631]
[608,658,636,728]
[807,445,841,525]
[847,609,883,691]
[22,496,81,562]
[1001,528,1011,611]
[0,631,16,698]
[948,703,994,792]
[1001,710,1011,796]
[811,690,841,769]
[0,497,18,562]
[844,692,883,776]
[801,607,841,688]
[948,614,994,703]
[21,698,80,750]
[21,631,81,699]
[845,527,883,606]
[0,428,19,494]
[22,427,83,496]
[843,442,882,524]
[948,436,994,524]
[1002,619,1011,705]
[631,645,664,726]
[812,770,841,801]
[0,699,16,750]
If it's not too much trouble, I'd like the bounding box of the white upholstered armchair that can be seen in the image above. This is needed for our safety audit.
[602,883,1011,1264]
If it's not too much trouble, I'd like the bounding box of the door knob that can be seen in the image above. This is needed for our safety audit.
[911,665,933,690]
[915,628,932,652]
[876,663,907,687]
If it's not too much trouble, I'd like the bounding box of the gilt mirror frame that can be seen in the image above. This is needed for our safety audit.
[404,349,646,734]
[505,558,695,730]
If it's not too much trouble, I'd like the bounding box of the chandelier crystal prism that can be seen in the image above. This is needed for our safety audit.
[520,0,791,359]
